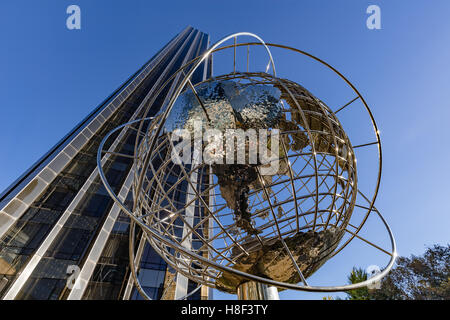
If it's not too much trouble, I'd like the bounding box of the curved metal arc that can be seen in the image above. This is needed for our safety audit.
[96,38,393,294]
[207,42,382,236]
[128,221,152,300]
[272,77,321,231]
[263,41,381,251]
[97,116,206,300]
[329,189,384,259]
[98,120,395,293]
[97,117,155,300]
[97,117,154,217]
[134,201,396,292]
[254,164,309,286]
[133,32,278,213]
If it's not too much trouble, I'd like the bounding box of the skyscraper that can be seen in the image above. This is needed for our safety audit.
[0,26,211,300]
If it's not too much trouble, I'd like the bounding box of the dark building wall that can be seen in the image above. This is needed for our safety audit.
[0,27,211,300]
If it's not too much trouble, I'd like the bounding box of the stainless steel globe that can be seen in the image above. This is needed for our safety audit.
[135,72,358,293]
[97,32,396,299]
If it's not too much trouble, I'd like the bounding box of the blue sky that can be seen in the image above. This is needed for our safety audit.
[0,1,449,299]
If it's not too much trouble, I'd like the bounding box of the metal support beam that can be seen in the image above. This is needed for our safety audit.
[237,281,280,300]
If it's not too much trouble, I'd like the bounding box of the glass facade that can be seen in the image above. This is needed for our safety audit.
[0,26,211,300]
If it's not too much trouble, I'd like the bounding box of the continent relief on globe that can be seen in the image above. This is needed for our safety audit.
[164,77,353,291]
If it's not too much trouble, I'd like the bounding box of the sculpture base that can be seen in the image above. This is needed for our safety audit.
[237,281,280,300]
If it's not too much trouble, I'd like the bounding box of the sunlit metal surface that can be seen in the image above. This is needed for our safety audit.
[97,32,396,298]
[237,281,279,300]
[164,80,283,133]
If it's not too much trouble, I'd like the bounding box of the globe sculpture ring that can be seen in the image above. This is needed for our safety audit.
[97,32,397,299]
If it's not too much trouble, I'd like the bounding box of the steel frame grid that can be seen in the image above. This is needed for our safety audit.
[97,33,396,298]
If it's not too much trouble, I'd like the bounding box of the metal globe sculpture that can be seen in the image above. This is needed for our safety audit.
[97,32,396,299]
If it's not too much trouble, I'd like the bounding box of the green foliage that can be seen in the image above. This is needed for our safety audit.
[343,244,450,300]
[346,267,370,300]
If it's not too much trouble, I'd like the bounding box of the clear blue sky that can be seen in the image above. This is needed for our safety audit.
[0,0,449,299]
